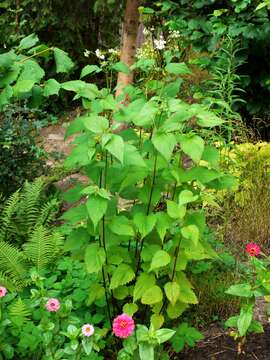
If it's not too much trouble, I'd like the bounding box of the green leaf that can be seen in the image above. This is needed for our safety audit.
[165,282,180,306]
[156,329,176,344]
[85,243,106,273]
[178,190,198,206]
[19,33,39,50]
[177,272,198,304]
[109,216,134,236]
[149,250,171,272]
[43,79,61,97]
[165,62,191,75]
[201,146,220,167]
[139,343,154,360]
[54,47,74,73]
[83,115,109,133]
[133,213,156,238]
[13,80,35,96]
[195,109,223,127]
[179,134,205,163]
[181,225,200,246]
[104,134,124,163]
[110,264,135,290]
[167,301,188,319]
[133,273,156,302]
[150,314,164,330]
[86,195,108,229]
[152,132,177,161]
[123,303,138,316]
[17,59,45,83]
[171,323,203,353]
[123,144,146,167]
[112,61,130,74]
[141,285,163,304]
[226,284,253,298]
[167,201,186,219]
[155,213,171,242]
[237,305,253,337]
[80,65,101,78]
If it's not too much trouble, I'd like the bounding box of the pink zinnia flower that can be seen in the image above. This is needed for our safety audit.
[112,313,135,339]
[246,243,261,257]
[82,324,94,337]
[0,286,7,298]
[45,298,60,312]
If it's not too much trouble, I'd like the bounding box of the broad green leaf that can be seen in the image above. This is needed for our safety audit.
[80,65,101,78]
[17,60,45,83]
[177,272,198,304]
[167,200,186,219]
[54,47,74,73]
[86,195,108,229]
[133,213,156,238]
[110,264,135,289]
[109,216,134,236]
[167,301,188,319]
[114,286,129,300]
[133,273,156,302]
[165,62,191,75]
[83,115,109,133]
[165,282,180,306]
[226,284,253,298]
[178,190,198,206]
[237,305,253,337]
[141,285,163,304]
[123,144,146,167]
[150,314,164,330]
[155,213,171,242]
[156,329,176,344]
[19,33,39,50]
[149,250,171,272]
[139,343,154,360]
[132,101,158,127]
[43,79,61,97]
[85,243,106,273]
[179,134,205,163]
[112,61,130,74]
[123,303,138,316]
[0,85,13,107]
[201,146,220,167]
[104,134,124,163]
[196,110,223,127]
[152,132,177,161]
[64,228,89,252]
[13,80,35,96]
[181,225,200,247]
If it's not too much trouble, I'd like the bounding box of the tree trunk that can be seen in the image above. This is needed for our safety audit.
[115,0,141,99]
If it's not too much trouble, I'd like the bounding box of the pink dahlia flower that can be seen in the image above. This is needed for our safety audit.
[82,324,94,337]
[0,286,7,298]
[112,313,135,339]
[246,243,261,257]
[45,298,60,312]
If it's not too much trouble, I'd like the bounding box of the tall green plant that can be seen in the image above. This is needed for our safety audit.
[60,56,235,357]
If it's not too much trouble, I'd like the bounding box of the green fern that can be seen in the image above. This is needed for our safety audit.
[0,241,28,287]
[23,226,63,271]
[9,298,31,326]
[0,190,20,241]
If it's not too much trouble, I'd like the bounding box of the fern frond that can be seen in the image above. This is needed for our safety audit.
[35,198,59,227]
[0,271,20,291]
[9,298,31,325]
[0,190,20,241]
[23,226,63,271]
[0,241,28,284]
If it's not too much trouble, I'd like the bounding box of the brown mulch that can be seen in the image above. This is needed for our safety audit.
[176,325,270,360]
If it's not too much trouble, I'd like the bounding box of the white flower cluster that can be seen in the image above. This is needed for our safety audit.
[154,35,166,50]
[169,30,181,39]
[95,49,105,60]
[84,49,90,58]
[108,48,118,55]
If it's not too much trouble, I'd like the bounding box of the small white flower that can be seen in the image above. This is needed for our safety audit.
[143,27,150,36]
[95,49,105,60]
[84,49,90,57]
[108,48,118,55]
[154,35,166,50]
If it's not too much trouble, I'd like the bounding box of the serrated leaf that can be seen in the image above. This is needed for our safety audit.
[83,115,109,133]
[165,62,191,75]
[133,213,156,238]
[179,134,205,163]
[167,301,188,319]
[152,132,177,160]
[133,273,156,302]
[181,225,200,246]
[86,195,108,229]
[109,216,134,236]
[178,190,198,206]
[104,134,124,163]
[237,305,253,337]
[54,47,74,73]
[149,250,171,272]
[177,272,198,304]
[123,303,138,316]
[80,65,101,78]
[141,285,163,304]
[19,33,39,50]
[85,243,106,273]
[226,284,253,298]
[167,200,186,219]
[110,264,135,290]
[150,314,164,330]
[13,79,35,96]
[43,79,61,97]
[112,61,130,74]
[165,282,180,306]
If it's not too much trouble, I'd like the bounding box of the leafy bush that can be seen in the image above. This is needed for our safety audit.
[0,105,48,195]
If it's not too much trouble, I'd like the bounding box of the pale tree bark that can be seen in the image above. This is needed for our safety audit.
[115,0,141,99]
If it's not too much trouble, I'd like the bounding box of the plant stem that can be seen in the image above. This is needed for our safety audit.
[17,47,54,63]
